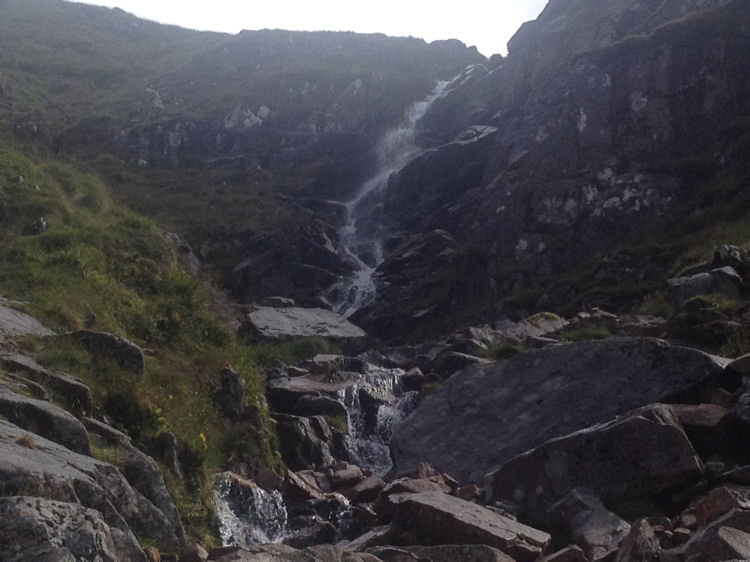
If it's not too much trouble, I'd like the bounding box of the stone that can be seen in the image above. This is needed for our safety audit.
[671,403,730,458]
[547,488,630,561]
[400,544,515,561]
[390,338,725,484]
[667,266,744,304]
[209,543,381,561]
[69,330,146,376]
[283,470,328,503]
[387,491,551,562]
[0,299,54,342]
[181,543,208,562]
[694,486,750,527]
[246,306,366,341]
[331,465,364,489]
[144,545,161,562]
[275,414,335,471]
[0,389,90,454]
[0,496,147,562]
[0,419,183,554]
[487,404,704,515]
[341,475,385,503]
[295,394,348,418]
[219,367,247,420]
[493,313,568,345]
[431,351,493,378]
[662,509,750,561]
[612,518,661,562]
[539,545,588,562]
[23,216,48,235]
[0,353,93,415]
[345,525,394,552]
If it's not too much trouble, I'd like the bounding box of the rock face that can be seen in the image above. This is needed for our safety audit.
[488,405,704,514]
[0,298,54,342]
[246,306,367,341]
[0,496,147,562]
[390,338,726,483]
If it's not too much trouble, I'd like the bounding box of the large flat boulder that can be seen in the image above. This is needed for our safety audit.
[390,338,726,483]
[247,306,366,340]
[388,491,551,562]
[488,404,704,514]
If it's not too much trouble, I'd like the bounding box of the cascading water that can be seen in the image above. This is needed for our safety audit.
[213,473,287,547]
[336,364,419,476]
[329,74,462,318]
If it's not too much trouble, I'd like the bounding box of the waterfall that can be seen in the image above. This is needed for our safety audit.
[336,364,419,476]
[328,75,461,318]
[213,473,287,547]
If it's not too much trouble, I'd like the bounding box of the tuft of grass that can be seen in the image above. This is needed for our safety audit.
[90,443,123,467]
[557,326,613,342]
[15,434,37,449]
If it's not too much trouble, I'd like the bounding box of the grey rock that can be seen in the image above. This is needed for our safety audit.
[538,545,588,562]
[390,338,725,484]
[548,487,630,561]
[0,419,182,554]
[294,395,348,418]
[0,353,93,415]
[662,509,750,561]
[247,306,366,340]
[0,496,146,562]
[0,298,54,342]
[275,415,335,471]
[614,518,661,561]
[69,330,146,376]
[370,544,516,562]
[387,491,551,562]
[220,367,247,420]
[666,266,744,304]
[0,389,90,454]
[487,404,703,515]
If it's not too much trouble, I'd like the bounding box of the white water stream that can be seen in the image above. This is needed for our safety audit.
[329,75,462,318]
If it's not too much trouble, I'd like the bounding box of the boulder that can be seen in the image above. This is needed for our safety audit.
[666,266,744,304]
[662,509,750,561]
[209,543,380,561]
[375,544,516,562]
[295,395,348,418]
[487,404,704,515]
[69,330,146,376]
[0,419,183,553]
[387,491,551,562]
[275,415,335,471]
[0,353,93,415]
[547,487,630,561]
[390,338,725,484]
[0,298,54,342]
[0,496,147,562]
[246,306,366,341]
[539,545,588,562]
[613,518,660,562]
[0,389,90,454]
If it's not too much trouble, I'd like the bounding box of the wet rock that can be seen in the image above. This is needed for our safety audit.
[547,487,630,561]
[487,404,703,515]
[613,518,660,562]
[342,475,385,503]
[275,414,335,471]
[0,496,147,562]
[0,353,92,415]
[295,395,348,418]
[390,338,725,484]
[384,544,516,561]
[246,306,366,341]
[331,464,364,489]
[69,330,146,376]
[209,543,381,561]
[387,491,551,562]
[0,389,90,454]
[283,470,328,503]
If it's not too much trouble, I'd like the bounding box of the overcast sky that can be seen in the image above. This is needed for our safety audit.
[72,0,549,56]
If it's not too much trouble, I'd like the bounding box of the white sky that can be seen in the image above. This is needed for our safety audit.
[72,0,549,56]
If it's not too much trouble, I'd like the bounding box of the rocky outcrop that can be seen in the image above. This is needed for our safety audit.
[487,404,704,515]
[246,306,366,341]
[390,338,726,483]
[0,298,54,342]
[0,496,147,562]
